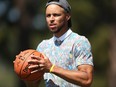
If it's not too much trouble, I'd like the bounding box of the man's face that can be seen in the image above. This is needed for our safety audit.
[46,4,69,33]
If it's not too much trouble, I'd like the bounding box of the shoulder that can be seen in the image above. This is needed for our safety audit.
[36,37,53,51]
[71,32,91,50]
[71,32,90,44]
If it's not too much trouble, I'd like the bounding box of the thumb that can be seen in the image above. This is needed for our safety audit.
[41,53,47,59]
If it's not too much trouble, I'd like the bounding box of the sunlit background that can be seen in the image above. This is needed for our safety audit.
[0,0,115,87]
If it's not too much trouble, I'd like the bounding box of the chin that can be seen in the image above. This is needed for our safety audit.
[50,28,58,33]
[49,27,62,33]
[51,30,58,33]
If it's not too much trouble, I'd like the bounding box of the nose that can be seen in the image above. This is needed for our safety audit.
[50,15,55,22]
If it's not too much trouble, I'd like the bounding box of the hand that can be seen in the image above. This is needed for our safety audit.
[28,53,53,73]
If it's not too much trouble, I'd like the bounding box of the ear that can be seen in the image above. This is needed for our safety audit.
[66,13,71,21]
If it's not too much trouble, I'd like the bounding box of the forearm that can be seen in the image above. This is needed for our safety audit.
[51,65,93,87]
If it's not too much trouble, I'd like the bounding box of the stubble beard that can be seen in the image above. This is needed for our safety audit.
[50,24,64,34]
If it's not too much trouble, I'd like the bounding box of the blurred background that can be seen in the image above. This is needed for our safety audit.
[0,0,115,87]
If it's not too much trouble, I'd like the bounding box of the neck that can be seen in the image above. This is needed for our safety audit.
[54,27,69,38]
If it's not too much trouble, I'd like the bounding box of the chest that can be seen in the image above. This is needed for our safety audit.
[43,42,76,70]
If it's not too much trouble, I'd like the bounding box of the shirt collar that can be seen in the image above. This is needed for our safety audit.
[53,29,72,42]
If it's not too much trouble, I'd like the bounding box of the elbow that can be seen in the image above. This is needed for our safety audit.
[82,79,93,87]
[74,78,93,87]
[86,79,92,87]
[82,72,93,87]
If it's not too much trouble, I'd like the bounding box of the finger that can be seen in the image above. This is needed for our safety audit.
[31,55,41,60]
[41,53,47,59]
[28,59,39,64]
[38,64,44,69]
[28,65,39,69]
[31,69,39,74]
[31,68,44,74]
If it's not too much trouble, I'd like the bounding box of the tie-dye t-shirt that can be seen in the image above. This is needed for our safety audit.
[36,30,93,87]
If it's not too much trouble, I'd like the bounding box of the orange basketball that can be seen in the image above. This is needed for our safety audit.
[14,49,44,81]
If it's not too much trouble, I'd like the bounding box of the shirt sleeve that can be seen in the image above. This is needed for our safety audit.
[36,40,45,52]
[73,36,94,67]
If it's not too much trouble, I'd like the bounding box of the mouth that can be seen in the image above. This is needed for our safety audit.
[49,24,56,29]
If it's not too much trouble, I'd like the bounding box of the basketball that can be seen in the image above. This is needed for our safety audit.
[14,49,44,81]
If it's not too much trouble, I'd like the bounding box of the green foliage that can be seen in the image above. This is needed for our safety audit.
[90,24,110,70]
[90,24,110,87]
[91,73,108,87]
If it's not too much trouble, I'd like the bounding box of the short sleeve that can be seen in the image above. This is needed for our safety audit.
[73,36,93,67]
[36,40,45,52]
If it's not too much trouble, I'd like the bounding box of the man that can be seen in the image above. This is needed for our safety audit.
[25,0,94,87]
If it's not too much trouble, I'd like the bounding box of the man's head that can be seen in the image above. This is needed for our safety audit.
[46,0,71,14]
[45,0,72,35]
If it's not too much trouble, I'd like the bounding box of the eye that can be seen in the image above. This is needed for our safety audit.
[46,14,51,18]
[53,13,61,17]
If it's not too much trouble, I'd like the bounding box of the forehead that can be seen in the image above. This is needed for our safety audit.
[46,4,65,13]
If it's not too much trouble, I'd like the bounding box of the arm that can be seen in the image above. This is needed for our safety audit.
[51,64,93,87]
[28,54,93,87]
